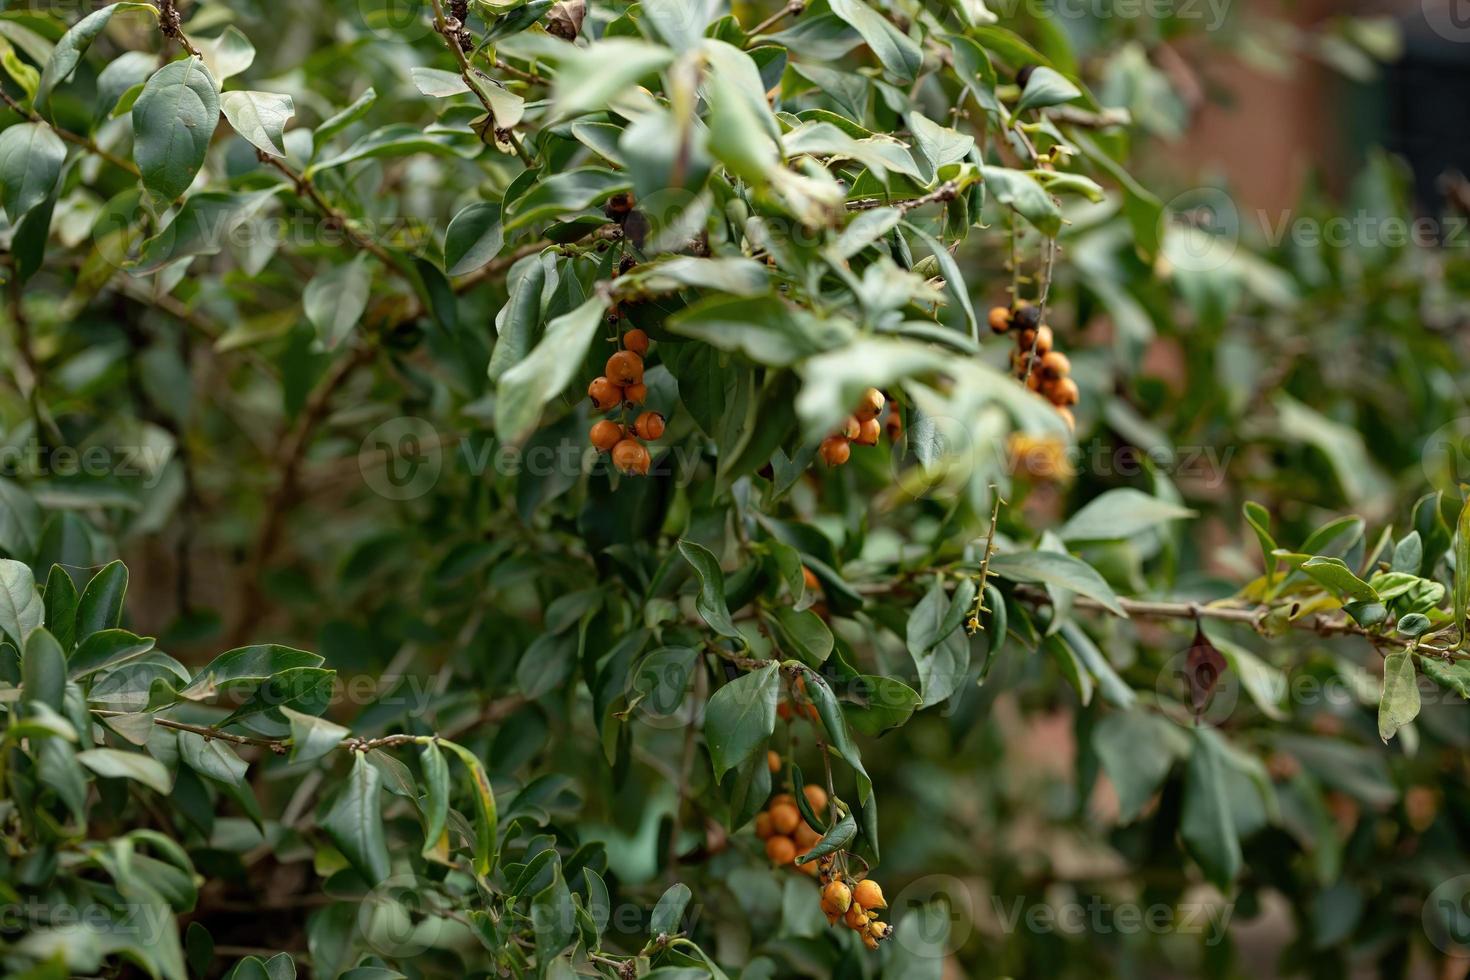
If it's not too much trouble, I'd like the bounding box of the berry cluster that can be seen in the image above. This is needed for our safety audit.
[777,670,821,722]
[818,872,891,950]
[754,779,828,876]
[989,304,1078,431]
[587,327,664,475]
[818,388,902,467]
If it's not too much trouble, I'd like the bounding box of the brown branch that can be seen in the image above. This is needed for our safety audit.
[258,152,398,267]
[846,180,959,213]
[745,0,805,41]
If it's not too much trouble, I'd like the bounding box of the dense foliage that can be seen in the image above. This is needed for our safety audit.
[0,0,1467,977]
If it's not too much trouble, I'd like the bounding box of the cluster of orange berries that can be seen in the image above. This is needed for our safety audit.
[989,304,1078,432]
[818,873,891,950]
[818,387,903,467]
[777,669,821,723]
[587,327,664,475]
[755,775,828,876]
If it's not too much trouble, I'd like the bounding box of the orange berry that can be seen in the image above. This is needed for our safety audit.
[633,411,665,440]
[819,436,850,467]
[853,879,886,910]
[605,350,644,385]
[1046,376,1079,407]
[765,835,796,864]
[862,932,880,950]
[588,377,621,411]
[884,408,902,442]
[767,750,781,774]
[1057,406,1076,432]
[623,382,648,406]
[589,420,623,451]
[769,802,801,835]
[794,850,819,875]
[823,880,853,914]
[611,439,651,476]
[841,415,861,440]
[803,784,827,814]
[754,811,774,840]
[869,919,892,940]
[987,306,1011,334]
[855,418,880,447]
[804,703,820,722]
[853,387,885,422]
[844,904,869,930]
[801,566,820,592]
[770,793,796,808]
[795,822,820,849]
[1033,324,1054,354]
[1039,349,1070,381]
[623,328,649,356]
[777,701,794,721]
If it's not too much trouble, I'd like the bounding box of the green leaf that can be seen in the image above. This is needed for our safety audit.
[178,730,248,787]
[440,739,498,875]
[770,607,833,666]
[217,666,336,727]
[180,643,325,700]
[0,123,64,223]
[1180,728,1242,890]
[531,867,575,961]
[77,747,172,794]
[1243,501,1279,585]
[1397,612,1432,637]
[308,123,481,173]
[1015,66,1082,113]
[1377,648,1419,743]
[419,741,450,857]
[988,550,1128,617]
[1299,557,1377,603]
[444,202,504,276]
[904,222,978,340]
[0,559,44,648]
[322,753,391,885]
[282,706,349,763]
[69,629,155,678]
[133,58,220,203]
[1421,657,1470,699]
[1058,622,1135,709]
[21,626,65,710]
[1092,711,1189,822]
[313,86,377,151]
[650,882,692,935]
[220,90,294,157]
[304,254,372,349]
[828,0,922,82]
[196,26,255,82]
[549,38,674,121]
[503,167,630,231]
[795,809,856,864]
[1058,489,1196,542]
[980,165,1061,235]
[495,295,609,444]
[677,540,741,638]
[77,560,128,641]
[802,667,872,804]
[42,563,78,652]
[36,3,159,112]
[667,295,852,367]
[704,662,779,781]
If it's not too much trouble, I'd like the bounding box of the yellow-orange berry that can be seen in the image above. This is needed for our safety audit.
[794,850,819,875]
[769,802,801,835]
[623,382,647,406]
[795,822,820,850]
[588,377,621,410]
[606,350,644,386]
[623,328,649,356]
[988,306,1011,334]
[754,811,774,840]
[803,783,828,814]
[819,436,851,467]
[854,387,885,422]
[855,417,880,447]
[611,439,650,476]
[1046,376,1079,407]
[822,880,853,914]
[802,566,820,592]
[767,750,781,774]
[884,408,902,442]
[844,905,869,930]
[634,411,665,440]
[853,879,886,910]
[862,932,880,950]
[1039,349,1070,381]
[765,835,796,864]
[842,415,861,440]
[589,420,623,452]
[1057,406,1076,432]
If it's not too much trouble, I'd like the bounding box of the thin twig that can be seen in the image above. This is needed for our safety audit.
[0,89,140,175]
[746,0,805,40]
